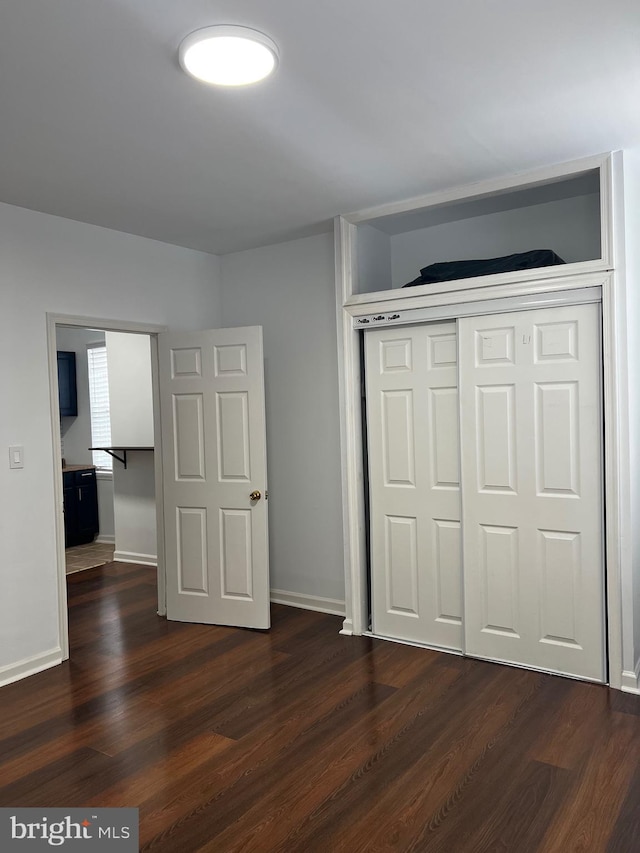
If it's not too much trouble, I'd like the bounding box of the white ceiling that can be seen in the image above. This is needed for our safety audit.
[1,0,639,255]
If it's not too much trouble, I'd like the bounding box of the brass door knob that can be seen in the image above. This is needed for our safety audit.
[249,490,262,501]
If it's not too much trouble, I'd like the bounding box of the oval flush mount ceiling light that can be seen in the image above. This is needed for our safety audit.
[179,25,279,86]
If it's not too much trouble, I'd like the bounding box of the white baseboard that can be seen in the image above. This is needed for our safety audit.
[620,660,640,694]
[340,618,354,635]
[270,589,346,617]
[95,534,115,544]
[0,647,63,688]
[113,550,157,567]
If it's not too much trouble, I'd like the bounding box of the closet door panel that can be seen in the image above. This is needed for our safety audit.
[460,303,604,682]
[475,384,518,493]
[478,523,520,637]
[433,519,463,625]
[366,322,462,649]
[430,387,459,488]
[381,390,416,486]
[384,515,419,615]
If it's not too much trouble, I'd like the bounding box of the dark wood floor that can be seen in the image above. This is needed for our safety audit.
[1,563,640,851]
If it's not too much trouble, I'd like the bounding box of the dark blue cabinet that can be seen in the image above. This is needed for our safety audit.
[63,468,99,546]
[57,351,78,417]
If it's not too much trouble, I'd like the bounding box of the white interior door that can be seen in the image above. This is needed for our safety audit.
[459,303,605,681]
[159,326,269,629]
[365,322,462,649]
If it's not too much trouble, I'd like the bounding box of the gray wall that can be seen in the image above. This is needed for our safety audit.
[390,193,602,288]
[221,232,345,603]
[357,224,392,293]
[0,199,222,682]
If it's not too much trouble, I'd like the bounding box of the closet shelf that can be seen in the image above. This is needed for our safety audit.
[89,446,154,469]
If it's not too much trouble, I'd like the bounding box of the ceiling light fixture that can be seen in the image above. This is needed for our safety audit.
[179,25,279,87]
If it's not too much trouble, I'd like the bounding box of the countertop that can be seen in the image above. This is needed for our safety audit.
[62,463,97,473]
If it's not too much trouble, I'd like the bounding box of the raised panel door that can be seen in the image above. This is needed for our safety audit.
[365,322,462,649]
[459,303,604,681]
[159,327,269,629]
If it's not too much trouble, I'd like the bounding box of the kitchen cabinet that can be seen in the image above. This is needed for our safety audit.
[57,351,78,417]
[63,467,99,546]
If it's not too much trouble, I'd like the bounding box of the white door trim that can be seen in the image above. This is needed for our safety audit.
[335,263,629,689]
[47,312,167,660]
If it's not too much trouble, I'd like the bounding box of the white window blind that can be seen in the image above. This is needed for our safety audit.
[87,344,112,470]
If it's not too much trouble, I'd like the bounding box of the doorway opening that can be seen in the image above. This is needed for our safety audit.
[57,325,155,575]
[48,313,166,662]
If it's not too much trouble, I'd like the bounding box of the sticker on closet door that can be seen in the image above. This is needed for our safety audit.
[379,338,413,373]
[475,328,515,366]
[384,516,419,616]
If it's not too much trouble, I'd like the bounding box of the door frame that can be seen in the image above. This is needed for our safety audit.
[47,312,167,661]
[335,257,634,691]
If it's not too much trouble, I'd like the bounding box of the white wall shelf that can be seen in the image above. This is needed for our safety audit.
[342,153,612,303]
[89,446,154,469]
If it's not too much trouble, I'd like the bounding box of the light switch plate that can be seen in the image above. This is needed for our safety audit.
[9,445,24,469]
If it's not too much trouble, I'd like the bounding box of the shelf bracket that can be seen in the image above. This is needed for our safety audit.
[89,447,153,469]
[103,449,128,468]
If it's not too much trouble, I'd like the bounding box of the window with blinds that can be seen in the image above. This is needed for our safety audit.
[87,344,112,470]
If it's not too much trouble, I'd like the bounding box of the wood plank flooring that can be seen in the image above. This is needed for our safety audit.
[1,562,640,852]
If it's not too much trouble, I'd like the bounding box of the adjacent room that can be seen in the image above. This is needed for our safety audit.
[56,326,156,574]
[1,1,640,850]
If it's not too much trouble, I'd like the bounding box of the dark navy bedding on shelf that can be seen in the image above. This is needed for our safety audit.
[402,249,565,287]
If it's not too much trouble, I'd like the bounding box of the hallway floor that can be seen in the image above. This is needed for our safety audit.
[65,541,115,573]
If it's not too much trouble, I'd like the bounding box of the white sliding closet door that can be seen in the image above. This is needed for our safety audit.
[459,303,605,682]
[365,322,462,649]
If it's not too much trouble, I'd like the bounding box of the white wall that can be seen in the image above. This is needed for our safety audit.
[0,201,221,685]
[111,454,156,565]
[96,476,115,544]
[220,233,345,606]
[55,327,115,542]
[389,193,601,288]
[106,332,156,564]
[106,332,154,447]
